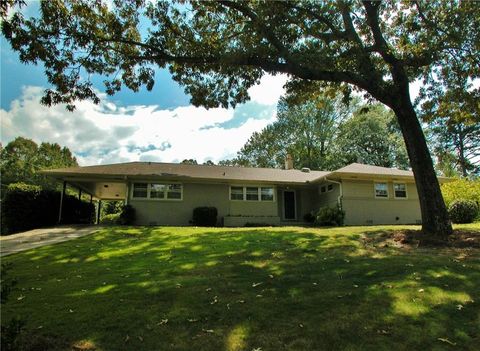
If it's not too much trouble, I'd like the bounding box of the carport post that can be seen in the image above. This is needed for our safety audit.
[96,200,102,224]
[58,180,67,224]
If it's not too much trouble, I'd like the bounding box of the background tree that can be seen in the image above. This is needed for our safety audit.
[180,159,198,165]
[4,1,479,239]
[335,104,409,169]
[0,137,78,189]
[236,91,352,169]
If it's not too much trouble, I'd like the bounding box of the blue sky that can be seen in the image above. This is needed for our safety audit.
[1,25,285,165]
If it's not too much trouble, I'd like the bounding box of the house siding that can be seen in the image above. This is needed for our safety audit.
[129,182,279,226]
[341,179,421,225]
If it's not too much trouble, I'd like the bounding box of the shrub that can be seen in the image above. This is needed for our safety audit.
[303,212,315,223]
[448,200,479,224]
[192,207,218,226]
[118,204,136,225]
[101,213,121,225]
[314,205,345,226]
[1,182,95,235]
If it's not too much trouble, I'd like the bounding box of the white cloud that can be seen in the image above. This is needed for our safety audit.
[248,74,288,105]
[1,85,277,166]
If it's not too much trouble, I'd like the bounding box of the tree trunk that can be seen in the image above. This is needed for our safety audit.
[391,98,453,242]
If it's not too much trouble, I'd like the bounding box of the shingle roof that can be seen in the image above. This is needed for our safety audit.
[331,163,414,177]
[42,161,329,184]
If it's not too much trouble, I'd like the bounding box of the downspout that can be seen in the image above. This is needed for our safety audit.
[323,177,343,208]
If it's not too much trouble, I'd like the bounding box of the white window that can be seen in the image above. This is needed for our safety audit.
[261,187,274,201]
[230,186,274,202]
[132,183,182,200]
[375,182,388,198]
[132,183,148,198]
[150,184,166,199]
[246,187,259,201]
[230,186,244,200]
[394,183,407,198]
[167,184,182,199]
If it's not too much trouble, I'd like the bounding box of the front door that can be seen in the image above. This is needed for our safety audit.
[283,190,296,220]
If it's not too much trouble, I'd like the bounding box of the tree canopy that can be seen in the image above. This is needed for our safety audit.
[4,0,479,239]
[0,137,78,189]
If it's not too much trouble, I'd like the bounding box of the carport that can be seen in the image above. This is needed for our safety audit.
[40,170,129,224]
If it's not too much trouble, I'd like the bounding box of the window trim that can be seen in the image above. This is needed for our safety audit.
[374,182,389,199]
[393,182,408,199]
[131,182,183,201]
[229,185,276,202]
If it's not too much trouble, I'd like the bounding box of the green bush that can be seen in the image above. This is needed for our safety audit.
[118,204,136,225]
[1,182,95,235]
[303,212,315,223]
[192,207,218,226]
[101,213,121,224]
[314,205,345,226]
[448,199,479,224]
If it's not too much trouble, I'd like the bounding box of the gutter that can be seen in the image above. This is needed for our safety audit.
[323,176,343,208]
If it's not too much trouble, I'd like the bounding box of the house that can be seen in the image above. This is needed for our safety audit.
[43,161,446,226]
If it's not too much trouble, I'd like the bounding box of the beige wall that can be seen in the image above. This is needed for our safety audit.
[127,177,422,226]
[317,182,340,208]
[341,179,421,225]
[129,182,279,226]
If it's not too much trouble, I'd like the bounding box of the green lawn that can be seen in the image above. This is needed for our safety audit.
[2,224,480,351]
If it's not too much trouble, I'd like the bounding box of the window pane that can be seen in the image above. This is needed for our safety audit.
[375,183,388,198]
[321,186,326,193]
[327,184,333,192]
[150,184,166,198]
[230,186,244,200]
[246,187,259,201]
[133,183,148,198]
[394,183,407,198]
[166,184,182,199]
[261,187,274,201]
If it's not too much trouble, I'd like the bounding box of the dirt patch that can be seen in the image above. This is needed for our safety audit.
[362,229,480,249]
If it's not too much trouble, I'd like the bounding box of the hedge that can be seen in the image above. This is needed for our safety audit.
[1,182,95,235]
[192,207,218,226]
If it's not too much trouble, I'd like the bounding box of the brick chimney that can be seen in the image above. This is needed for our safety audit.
[285,154,294,170]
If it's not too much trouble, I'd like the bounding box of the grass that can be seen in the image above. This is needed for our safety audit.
[2,224,480,351]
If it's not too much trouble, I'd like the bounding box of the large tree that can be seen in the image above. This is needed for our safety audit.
[3,0,479,240]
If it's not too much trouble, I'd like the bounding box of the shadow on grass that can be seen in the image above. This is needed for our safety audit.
[2,226,480,351]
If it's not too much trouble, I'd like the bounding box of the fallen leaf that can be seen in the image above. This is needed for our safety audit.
[187,318,198,323]
[268,275,274,279]
[205,288,212,292]
[202,329,214,333]
[124,335,130,343]
[252,282,263,288]
[438,338,456,346]
[456,304,464,310]
[299,323,304,328]
[237,300,245,304]
[137,336,143,342]
[418,289,425,293]
[210,296,218,304]
[69,309,74,313]
[157,319,168,325]
[17,295,25,301]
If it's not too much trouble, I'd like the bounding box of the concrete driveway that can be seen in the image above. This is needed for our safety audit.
[0,225,101,257]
